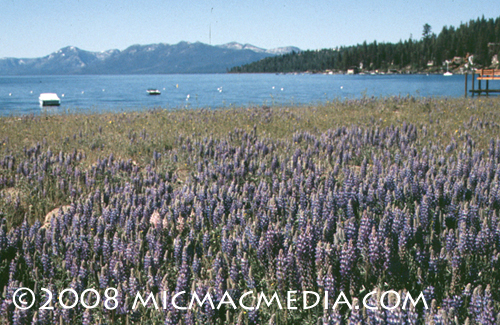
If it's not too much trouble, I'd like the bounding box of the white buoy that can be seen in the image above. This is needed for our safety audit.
[102,89,105,92]
[62,94,65,97]
[281,88,284,91]
[340,86,343,89]
[30,90,33,94]
[272,86,275,89]
[82,91,85,94]
[9,93,11,96]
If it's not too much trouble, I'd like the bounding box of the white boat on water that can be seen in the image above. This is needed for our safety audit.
[444,60,453,76]
[147,89,161,95]
[39,93,60,106]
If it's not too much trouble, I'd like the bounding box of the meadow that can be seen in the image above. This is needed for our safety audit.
[1,96,500,324]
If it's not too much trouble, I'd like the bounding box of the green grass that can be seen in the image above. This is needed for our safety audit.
[1,98,499,157]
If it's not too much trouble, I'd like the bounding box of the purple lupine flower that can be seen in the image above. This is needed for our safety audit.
[229,257,240,284]
[344,216,357,243]
[81,309,93,325]
[368,226,380,267]
[446,228,456,252]
[339,239,355,290]
[328,309,343,325]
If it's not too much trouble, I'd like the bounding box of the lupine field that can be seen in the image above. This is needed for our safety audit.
[1,97,500,324]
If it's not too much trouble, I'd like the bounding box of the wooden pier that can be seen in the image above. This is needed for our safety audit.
[465,69,500,97]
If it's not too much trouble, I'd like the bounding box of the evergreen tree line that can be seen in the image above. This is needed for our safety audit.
[230,16,500,73]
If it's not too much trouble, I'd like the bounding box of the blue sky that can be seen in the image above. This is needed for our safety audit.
[1,0,499,58]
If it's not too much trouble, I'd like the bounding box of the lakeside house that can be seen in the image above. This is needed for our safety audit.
[453,56,464,65]
[492,54,499,67]
[346,66,358,75]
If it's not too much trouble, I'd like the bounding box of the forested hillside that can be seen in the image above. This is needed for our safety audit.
[230,16,500,73]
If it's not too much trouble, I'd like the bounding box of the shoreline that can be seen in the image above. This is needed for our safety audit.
[1,96,498,169]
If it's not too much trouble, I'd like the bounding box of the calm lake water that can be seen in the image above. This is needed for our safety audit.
[0,73,468,116]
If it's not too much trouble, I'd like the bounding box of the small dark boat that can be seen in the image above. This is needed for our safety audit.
[147,89,161,95]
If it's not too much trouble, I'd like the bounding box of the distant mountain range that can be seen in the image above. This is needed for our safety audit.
[0,42,300,75]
